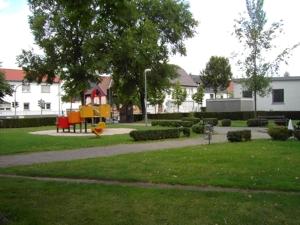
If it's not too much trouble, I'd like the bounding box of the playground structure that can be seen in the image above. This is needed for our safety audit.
[56,104,111,136]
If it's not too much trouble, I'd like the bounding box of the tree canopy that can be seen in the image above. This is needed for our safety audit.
[18,0,197,108]
[172,81,187,112]
[0,64,13,101]
[192,84,204,111]
[201,56,232,99]
[234,0,299,116]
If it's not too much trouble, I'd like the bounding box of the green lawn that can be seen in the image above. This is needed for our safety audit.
[0,177,299,225]
[0,124,187,155]
[2,140,300,191]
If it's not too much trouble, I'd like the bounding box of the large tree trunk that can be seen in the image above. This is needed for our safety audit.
[80,91,85,105]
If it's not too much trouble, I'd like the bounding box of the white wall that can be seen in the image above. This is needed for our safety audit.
[233,79,300,111]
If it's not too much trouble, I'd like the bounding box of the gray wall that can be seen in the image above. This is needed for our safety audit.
[206,99,253,112]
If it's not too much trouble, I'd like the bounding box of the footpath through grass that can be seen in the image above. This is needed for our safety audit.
[0,124,178,155]
[1,177,299,225]
[2,140,300,191]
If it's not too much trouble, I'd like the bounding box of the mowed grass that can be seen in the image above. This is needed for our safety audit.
[0,177,299,225]
[0,124,179,155]
[2,140,300,191]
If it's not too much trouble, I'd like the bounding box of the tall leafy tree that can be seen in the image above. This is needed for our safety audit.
[148,89,166,114]
[192,85,204,111]
[172,81,187,112]
[234,0,299,117]
[0,64,13,101]
[201,56,232,99]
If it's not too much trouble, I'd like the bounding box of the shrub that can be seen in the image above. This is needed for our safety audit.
[247,119,268,127]
[151,120,193,127]
[294,130,300,140]
[268,126,290,141]
[274,119,288,126]
[203,118,218,126]
[181,117,201,124]
[192,123,204,134]
[227,130,251,142]
[296,121,300,129]
[0,117,56,128]
[129,129,180,141]
[179,127,191,137]
[221,119,231,127]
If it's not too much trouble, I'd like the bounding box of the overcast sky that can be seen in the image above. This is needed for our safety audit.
[1,0,300,77]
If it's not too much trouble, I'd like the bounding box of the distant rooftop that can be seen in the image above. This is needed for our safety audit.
[172,67,198,87]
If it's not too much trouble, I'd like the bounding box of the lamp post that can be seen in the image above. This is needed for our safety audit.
[13,83,23,118]
[144,68,151,126]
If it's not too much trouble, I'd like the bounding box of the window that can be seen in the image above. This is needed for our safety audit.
[242,90,253,98]
[22,84,30,93]
[41,84,50,93]
[210,94,214,99]
[42,103,51,110]
[23,103,30,110]
[272,89,284,103]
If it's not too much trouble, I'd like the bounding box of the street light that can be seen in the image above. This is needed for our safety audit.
[144,68,151,126]
[14,80,28,118]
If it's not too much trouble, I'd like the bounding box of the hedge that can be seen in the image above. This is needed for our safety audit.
[294,130,300,140]
[129,129,180,141]
[134,111,300,121]
[181,117,201,124]
[268,126,290,141]
[151,120,194,127]
[203,118,218,126]
[247,119,268,127]
[221,119,231,127]
[192,123,204,134]
[0,117,56,128]
[227,130,251,142]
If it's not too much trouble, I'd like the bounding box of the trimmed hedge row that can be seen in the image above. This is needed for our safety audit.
[294,130,300,140]
[0,117,56,128]
[151,120,194,127]
[221,119,231,127]
[247,119,268,127]
[227,130,251,142]
[129,128,180,141]
[181,117,201,124]
[192,123,204,134]
[203,118,218,126]
[134,111,300,121]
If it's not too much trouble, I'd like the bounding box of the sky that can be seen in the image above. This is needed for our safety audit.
[1,0,300,78]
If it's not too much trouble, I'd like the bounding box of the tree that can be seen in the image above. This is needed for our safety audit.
[201,56,232,99]
[148,89,166,114]
[17,0,120,104]
[234,0,299,117]
[0,64,13,101]
[192,85,205,111]
[109,0,197,116]
[172,81,187,112]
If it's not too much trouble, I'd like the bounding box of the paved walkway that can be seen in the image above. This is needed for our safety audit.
[0,127,269,168]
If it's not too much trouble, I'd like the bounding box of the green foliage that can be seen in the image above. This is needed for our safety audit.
[247,119,268,127]
[294,130,300,140]
[201,56,232,98]
[203,118,218,126]
[234,0,299,115]
[0,64,13,101]
[178,127,191,137]
[129,129,180,141]
[0,117,56,128]
[268,126,290,141]
[151,120,193,128]
[148,89,166,113]
[274,119,288,126]
[172,81,187,112]
[221,119,231,127]
[192,85,204,109]
[227,130,251,142]
[191,123,204,134]
[181,117,201,124]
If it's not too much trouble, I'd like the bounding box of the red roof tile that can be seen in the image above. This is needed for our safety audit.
[0,68,60,83]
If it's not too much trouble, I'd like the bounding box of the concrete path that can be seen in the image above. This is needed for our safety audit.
[0,127,269,168]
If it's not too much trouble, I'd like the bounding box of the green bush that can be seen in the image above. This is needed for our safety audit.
[268,126,290,141]
[129,129,180,141]
[294,130,300,140]
[151,120,193,127]
[227,130,251,142]
[203,118,218,126]
[247,119,268,127]
[192,123,204,134]
[221,119,231,127]
[0,117,56,128]
[179,127,191,137]
[181,117,201,124]
[274,119,288,126]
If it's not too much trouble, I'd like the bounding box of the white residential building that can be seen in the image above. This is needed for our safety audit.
[233,76,300,111]
[0,68,81,118]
